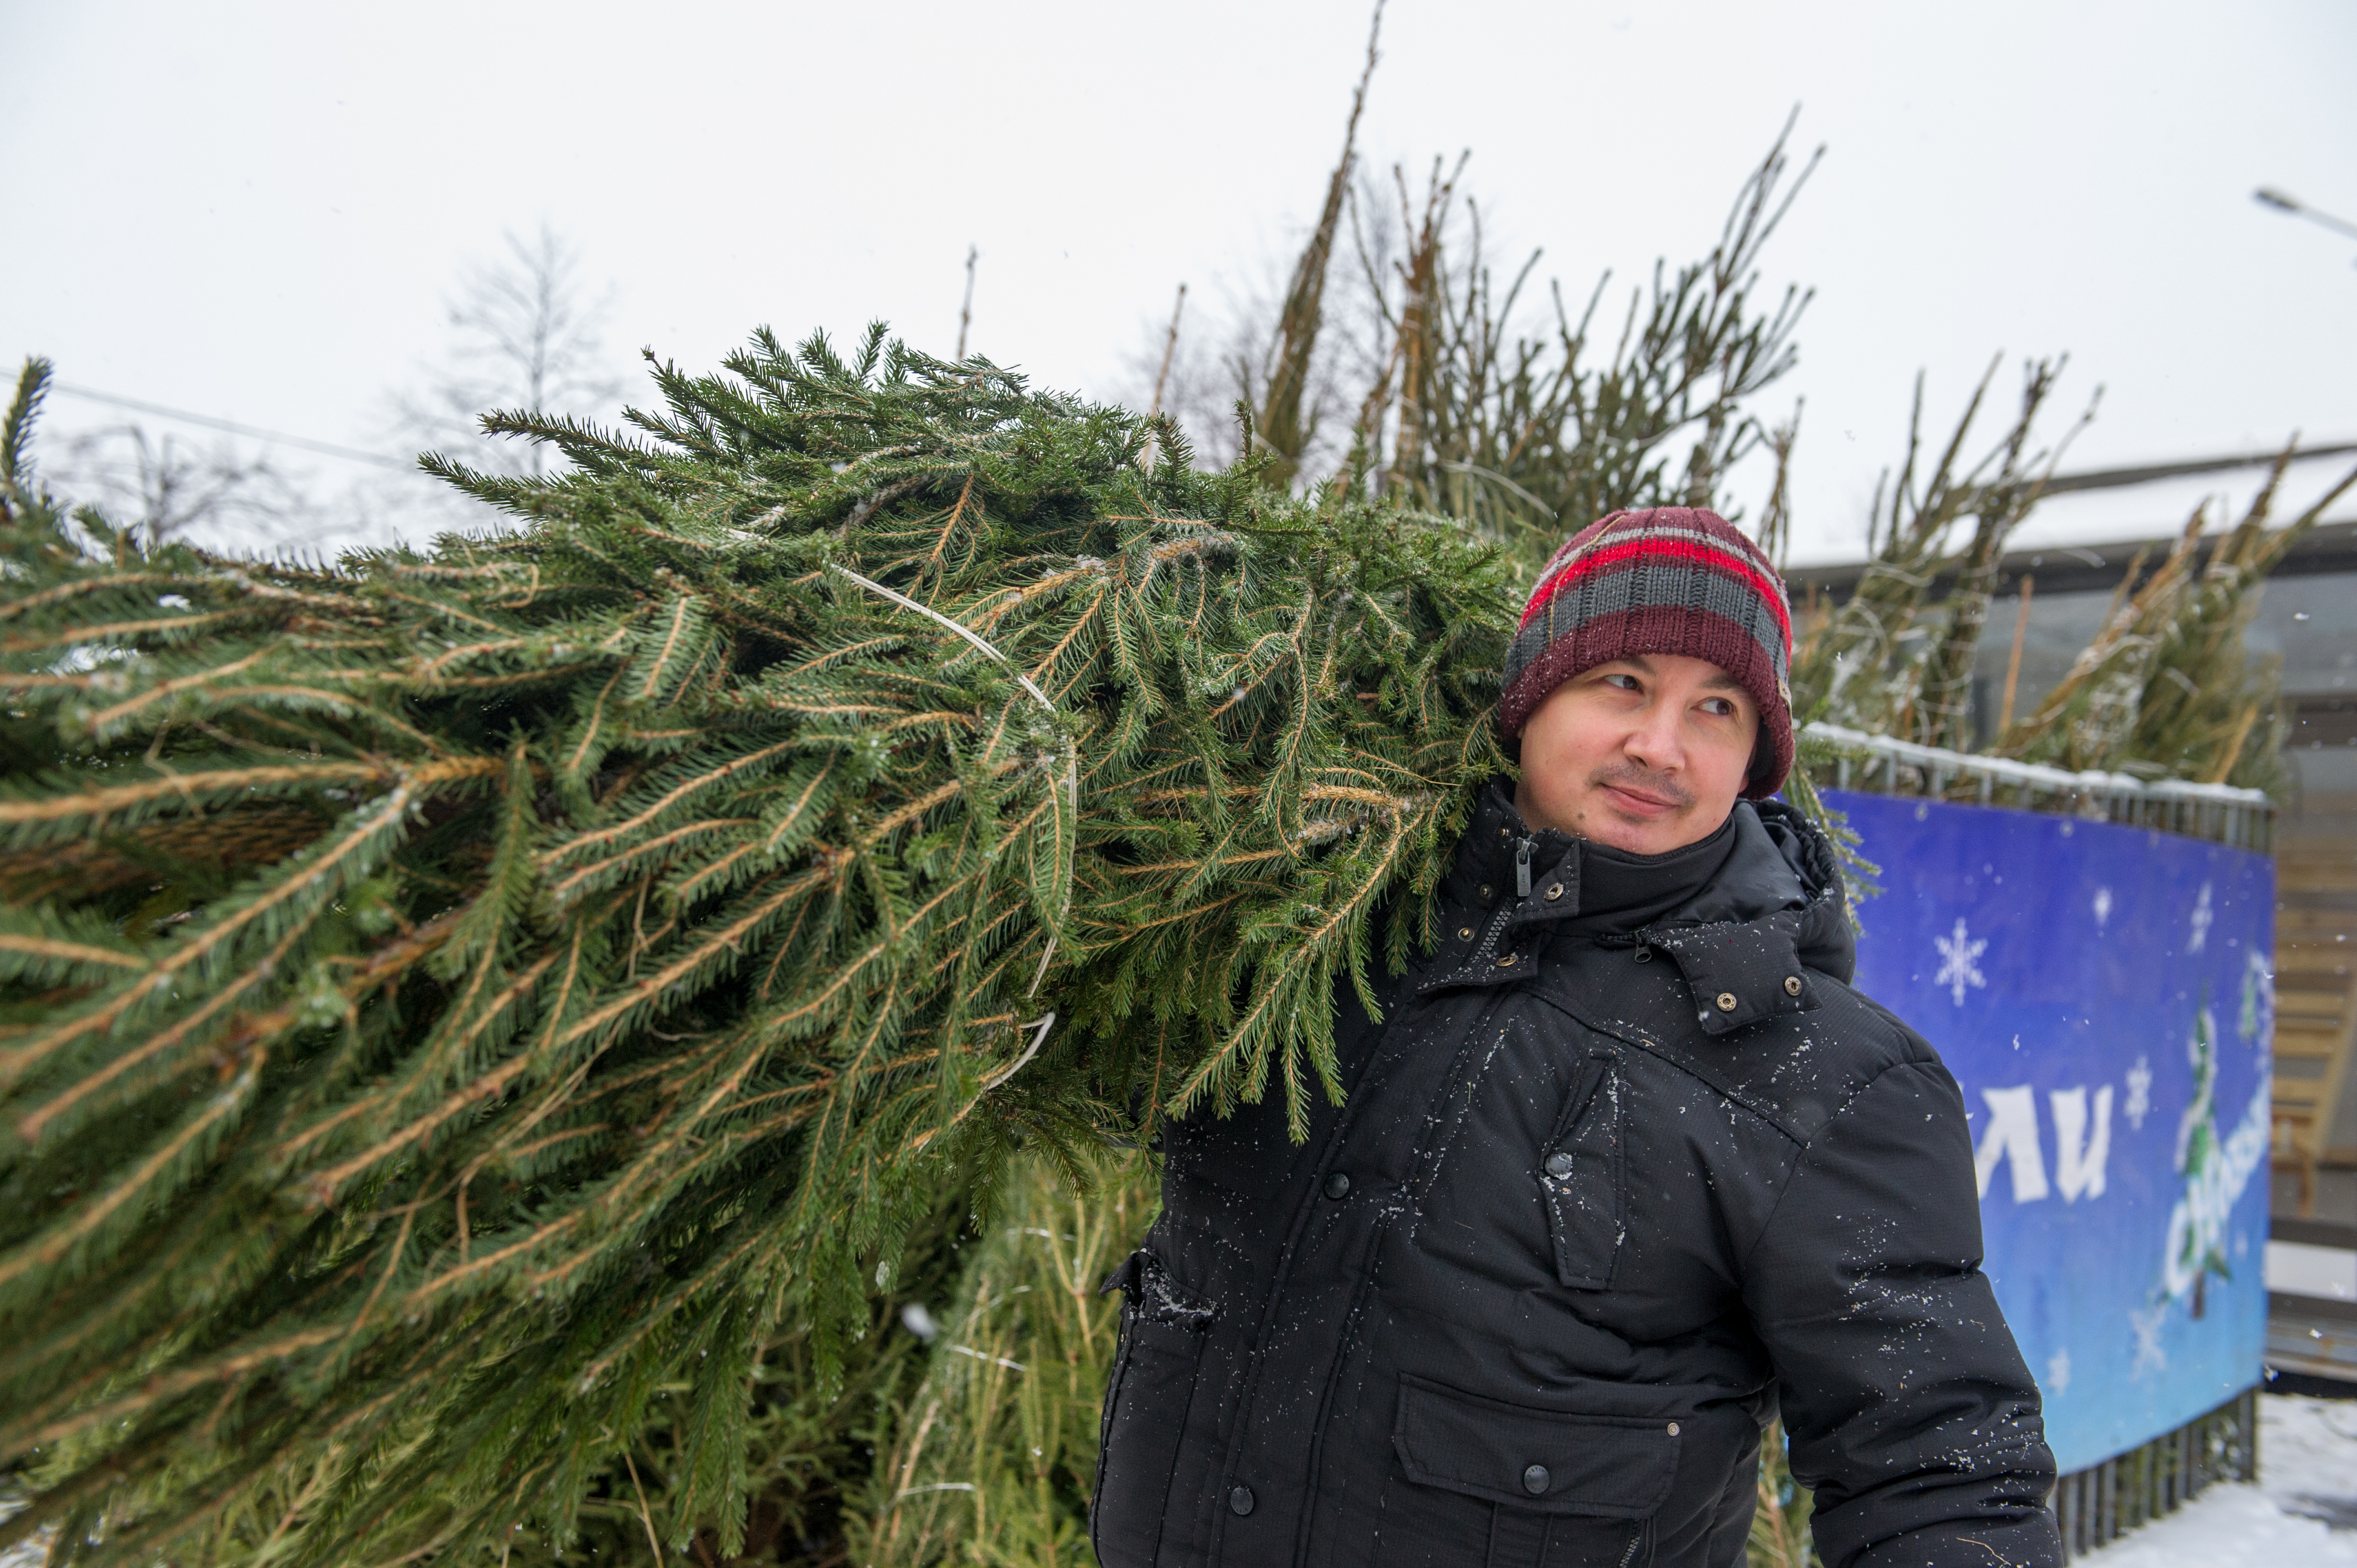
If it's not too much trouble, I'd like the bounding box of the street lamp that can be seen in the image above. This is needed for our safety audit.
[2254,187,2357,264]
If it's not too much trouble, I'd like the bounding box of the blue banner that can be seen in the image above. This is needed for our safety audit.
[1826,791,2273,1474]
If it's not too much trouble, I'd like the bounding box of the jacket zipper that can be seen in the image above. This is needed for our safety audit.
[1514,835,1534,899]
[1283,986,1518,1568]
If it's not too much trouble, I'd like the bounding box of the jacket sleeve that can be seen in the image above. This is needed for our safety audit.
[1740,1058,2062,1568]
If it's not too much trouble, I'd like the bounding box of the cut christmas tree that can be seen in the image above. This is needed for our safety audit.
[0,334,1509,1565]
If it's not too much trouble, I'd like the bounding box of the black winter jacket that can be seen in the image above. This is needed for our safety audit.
[1095,787,2060,1568]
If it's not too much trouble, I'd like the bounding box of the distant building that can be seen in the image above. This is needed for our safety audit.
[1784,517,2357,797]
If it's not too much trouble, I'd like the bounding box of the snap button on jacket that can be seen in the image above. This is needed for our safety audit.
[1093,790,2060,1568]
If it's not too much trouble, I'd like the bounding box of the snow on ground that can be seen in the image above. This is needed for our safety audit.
[2083,1394,2357,1566]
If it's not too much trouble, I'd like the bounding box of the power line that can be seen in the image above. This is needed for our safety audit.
[2040,440,2357,496]
[2254,187,2357,247]
[48,383,416,471]
[47,381,2349,503]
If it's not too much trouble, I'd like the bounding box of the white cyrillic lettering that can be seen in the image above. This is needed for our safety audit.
[1975,1086,2050,1203]
[2051,1086,2112,1202]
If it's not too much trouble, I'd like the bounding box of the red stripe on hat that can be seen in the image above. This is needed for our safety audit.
[1519,535,1791,651]
[1521,524,1780,626]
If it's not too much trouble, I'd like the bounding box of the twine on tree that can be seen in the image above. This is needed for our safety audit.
[828,564,1073,1098]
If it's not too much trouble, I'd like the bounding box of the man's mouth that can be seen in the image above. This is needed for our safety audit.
[1602,782,1677,816]
[1591,769,1690,817]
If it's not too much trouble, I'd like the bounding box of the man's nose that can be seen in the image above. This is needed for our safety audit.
[1623,702,1685,771]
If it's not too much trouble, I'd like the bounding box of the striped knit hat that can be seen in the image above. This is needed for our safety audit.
[1499,507,1795,800]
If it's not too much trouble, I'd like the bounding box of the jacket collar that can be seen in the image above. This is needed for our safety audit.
[1423,782,1855,1037]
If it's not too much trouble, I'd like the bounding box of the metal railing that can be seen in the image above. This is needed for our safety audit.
[2052,1389,2259,1561]
[1804,722,2276,853]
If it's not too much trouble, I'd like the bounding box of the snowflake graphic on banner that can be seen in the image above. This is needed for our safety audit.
[2092,886,2113,930]
[2188,880,2214,955]
[2125,1054,2153,1130]
[1934,917,1988,1006]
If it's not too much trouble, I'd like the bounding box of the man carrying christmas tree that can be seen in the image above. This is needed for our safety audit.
[1095,509,2060,1568]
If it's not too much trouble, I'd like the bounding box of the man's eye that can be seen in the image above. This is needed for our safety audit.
[1700,698,1735,716]
[1604,673,1640,691]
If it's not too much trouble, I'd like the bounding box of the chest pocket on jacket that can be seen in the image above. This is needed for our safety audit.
[1539,1052,1624,1291]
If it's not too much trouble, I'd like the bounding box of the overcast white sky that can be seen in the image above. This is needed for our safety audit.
[6,0,2354,563]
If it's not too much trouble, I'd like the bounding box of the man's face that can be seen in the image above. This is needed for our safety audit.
[1511,653,1758,854]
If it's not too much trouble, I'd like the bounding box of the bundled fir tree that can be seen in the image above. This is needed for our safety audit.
[1784,357,2357,795]
[0,334,1511,1565]
[851,1149,1147,1566]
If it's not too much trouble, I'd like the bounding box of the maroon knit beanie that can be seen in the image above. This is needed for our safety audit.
[1499,507,1795,800]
